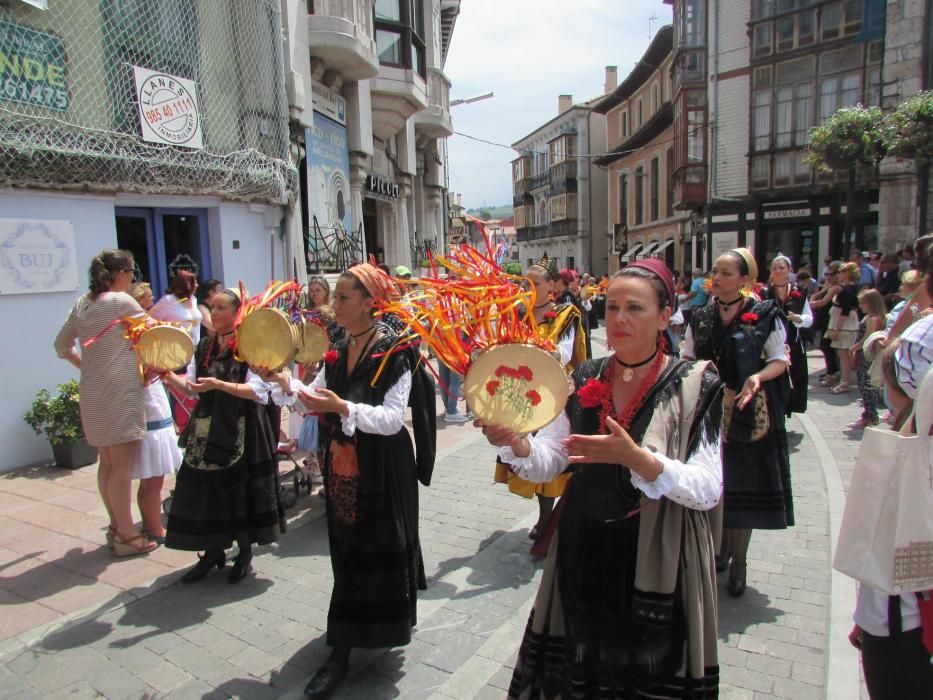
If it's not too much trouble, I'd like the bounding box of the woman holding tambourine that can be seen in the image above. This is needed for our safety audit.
[479,260,724,699]
[683,248,792,598]
[494,261,586,543]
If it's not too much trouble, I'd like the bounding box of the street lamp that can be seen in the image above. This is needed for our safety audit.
[450,91,494,107]
[444,91,494,252]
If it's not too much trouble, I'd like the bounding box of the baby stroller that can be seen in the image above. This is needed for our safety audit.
[276,439,314,510]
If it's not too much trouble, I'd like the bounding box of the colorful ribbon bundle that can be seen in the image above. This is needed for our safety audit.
[376,240,555,380]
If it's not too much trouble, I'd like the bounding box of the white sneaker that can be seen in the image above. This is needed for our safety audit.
[443,412,470,423]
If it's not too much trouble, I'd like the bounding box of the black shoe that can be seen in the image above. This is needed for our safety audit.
[228,551,253,584]
[727,562,747,598]
[304,661,348,699]
[715,555,731,573]
[181,550,226,583]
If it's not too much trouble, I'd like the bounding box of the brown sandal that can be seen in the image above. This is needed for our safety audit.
[112,533,158,557]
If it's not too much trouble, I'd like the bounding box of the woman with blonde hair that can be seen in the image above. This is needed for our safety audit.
[55,250,158,556]
[850,289,886,428]
[683,247,791,597]
[826,262,861,393]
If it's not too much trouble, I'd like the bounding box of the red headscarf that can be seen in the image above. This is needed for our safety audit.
[346,263,399,302]
[626,259,675,309]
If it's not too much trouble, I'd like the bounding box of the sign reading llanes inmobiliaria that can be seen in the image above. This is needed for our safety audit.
[133,66,204,149]
[0,19,68,112]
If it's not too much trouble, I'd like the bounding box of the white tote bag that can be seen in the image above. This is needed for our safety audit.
[833,369,933,594]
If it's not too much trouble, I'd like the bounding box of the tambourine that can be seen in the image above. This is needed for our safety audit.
[236,307,298,372]
[134,326,194,372]
[294,321,329,365]
[463,344,571,434]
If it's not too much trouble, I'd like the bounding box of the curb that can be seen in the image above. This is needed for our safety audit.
[795,412,861,699]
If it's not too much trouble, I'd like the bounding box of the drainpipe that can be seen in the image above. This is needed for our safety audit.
[710,0,719,203]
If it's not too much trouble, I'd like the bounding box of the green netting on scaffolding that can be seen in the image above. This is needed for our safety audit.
[0,0,298,204]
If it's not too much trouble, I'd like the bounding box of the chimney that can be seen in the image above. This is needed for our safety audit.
[605,66,618,94]
[559,94,573,115]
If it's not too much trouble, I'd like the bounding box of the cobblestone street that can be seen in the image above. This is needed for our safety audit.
[0,328,872,698]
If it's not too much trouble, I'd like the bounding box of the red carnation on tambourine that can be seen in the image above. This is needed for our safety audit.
[323,350,339,365]
[577,377,610,408]
[486,380,500,396]
[740,312,759,325]
[487,364,539,421]
[525,390,542,407]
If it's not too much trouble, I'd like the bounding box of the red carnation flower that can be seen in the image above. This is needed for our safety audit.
[486,380,500,396]
[789,289,801,300]
[577,377,610,408]
[495,365,508,378]
[543,311,557,320]
[525,390,542,406]
[517,365,533,381]
[323,350,339,365]
[740,312,759,325]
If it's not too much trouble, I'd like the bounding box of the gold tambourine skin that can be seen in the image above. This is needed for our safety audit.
[236,307,298,372]
[294,322,329,365]
[134,326,194,372]
[463,344,571,434]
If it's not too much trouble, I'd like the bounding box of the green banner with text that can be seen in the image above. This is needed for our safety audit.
[0,20,68,112]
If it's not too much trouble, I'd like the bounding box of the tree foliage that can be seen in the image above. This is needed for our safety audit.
[502,262,523,275]
[882,90,933,164]
[804,105,886,173]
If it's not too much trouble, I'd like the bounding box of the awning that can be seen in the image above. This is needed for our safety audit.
[639,241,661,258]
[651,238,675,256]
[620,243,643,261]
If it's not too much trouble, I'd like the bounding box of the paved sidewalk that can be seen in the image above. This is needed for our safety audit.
[0,334,869,699]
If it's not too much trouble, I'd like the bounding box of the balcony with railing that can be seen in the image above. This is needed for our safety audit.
[308,0,379,81]
[414,68,453,138]
[515,217,578,242]
[529,171,550,191]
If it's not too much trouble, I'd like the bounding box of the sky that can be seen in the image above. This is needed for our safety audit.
[443,0,674,212]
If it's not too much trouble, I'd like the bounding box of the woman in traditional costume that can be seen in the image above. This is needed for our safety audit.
[161,288,293,584]
[683,248,792,598]
[555,267,592,359]
[481,259,724,699]
[295,263,436,700]
[494,263,586,542]
[55,249,158,557]
[762,253,812,416]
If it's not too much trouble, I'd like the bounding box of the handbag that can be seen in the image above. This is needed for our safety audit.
[833,369,933,594]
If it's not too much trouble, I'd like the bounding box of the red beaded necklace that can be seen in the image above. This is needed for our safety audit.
[596,350,667,434]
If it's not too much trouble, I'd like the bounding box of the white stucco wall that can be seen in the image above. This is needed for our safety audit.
[0,191,118,473]
[0,191,280,473]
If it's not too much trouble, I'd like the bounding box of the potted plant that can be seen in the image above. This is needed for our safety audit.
[23,380,98,469]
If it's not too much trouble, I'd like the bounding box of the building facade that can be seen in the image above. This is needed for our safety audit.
[511,76,611,278]
[0,0,297,472]
[283,0,459,277]
[593,26,691,275]
[666,0,889,276]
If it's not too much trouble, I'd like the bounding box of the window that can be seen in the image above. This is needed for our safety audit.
[682,0,705,47]
[687,110,704,163]
[652,83,659,113]
[103,0,199,134]
[650,158,660,221]
[619,173,628,226]
[567,256,575,270]
[774,152,792,186]
[821,1,860,41]
[634,166,644,225]
[666,149,674,217]
[637,99,643,127]
[374,0,426,78]
[819,72,860,120]
[752,155,770,188]
[753,23,773,57]
[776,16,795,52]
[753,89,772,151]
[621,110,628,138]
